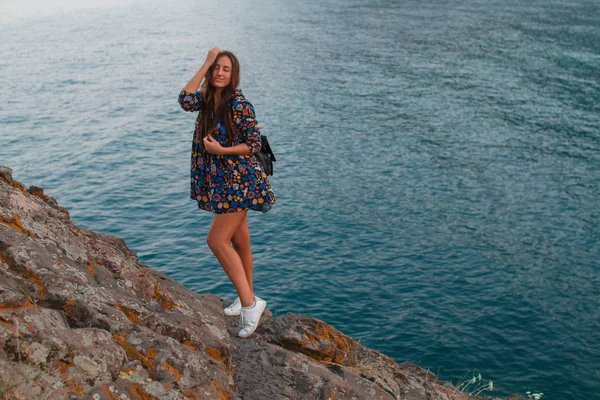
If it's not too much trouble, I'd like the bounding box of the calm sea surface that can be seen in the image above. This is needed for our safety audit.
[1,0,599,398]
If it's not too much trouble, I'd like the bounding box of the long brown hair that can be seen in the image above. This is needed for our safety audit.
[195,51,241,151]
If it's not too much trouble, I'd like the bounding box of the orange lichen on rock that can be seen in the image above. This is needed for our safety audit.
[153,284,178,310]
[183,340,196,350]
[160,362,182,381]
[210,378,231,400]
[29,190,51,202]
[20,268,47,300]
[0,213,35,239]
[297,320,358,366]
[147,348,157,359]
[87,258,107,276]
[63,299,77,317]
[0,249,47,300]
[131,384,158,400]
[100,386,118,400]
[12,181,25,192]
[119,365,138,376]
[0,300,34,313]
[379,353,398,366]
[115,302,142,323]
[0,319,13,328]
[57,361,85,395]
[112,332,156,379]
[206,347,227,363]
[85,262,96,276]
[318,321,353,351]
[180,390,203,400]
[68,384,85,395]
[58,361,70,375]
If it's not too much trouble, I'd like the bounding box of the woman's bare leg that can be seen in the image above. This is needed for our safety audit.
[231,215,253,294]
[206,211,254,307]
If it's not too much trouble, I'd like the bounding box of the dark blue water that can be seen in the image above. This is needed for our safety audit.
[1,0,599,398]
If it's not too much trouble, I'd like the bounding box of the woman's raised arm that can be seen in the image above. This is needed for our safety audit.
[178,47,221,112]
[183,46,221,93]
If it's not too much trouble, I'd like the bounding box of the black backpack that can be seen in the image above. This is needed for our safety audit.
[254,135,276,176]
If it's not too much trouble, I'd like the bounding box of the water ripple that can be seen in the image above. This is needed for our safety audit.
[1,0,599,398]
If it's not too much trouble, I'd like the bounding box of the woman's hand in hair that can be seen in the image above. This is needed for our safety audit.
[182,47,222,95]
[205,46,222,67]
[203,134,224,155]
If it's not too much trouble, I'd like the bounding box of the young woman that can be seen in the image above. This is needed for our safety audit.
[178,47,275,338]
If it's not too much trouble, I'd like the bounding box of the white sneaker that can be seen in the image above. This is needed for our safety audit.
[223,297,242,316]
[238,298,267,338]
[223,296,265,317]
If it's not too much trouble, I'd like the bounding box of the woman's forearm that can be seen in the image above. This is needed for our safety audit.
[183,62,212,93]
[222,144,252,156]
[183,47,221,93]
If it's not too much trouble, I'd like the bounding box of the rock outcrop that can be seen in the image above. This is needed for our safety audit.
[0,166,521,400]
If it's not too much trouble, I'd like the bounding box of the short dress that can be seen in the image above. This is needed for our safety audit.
[178,88,276,214]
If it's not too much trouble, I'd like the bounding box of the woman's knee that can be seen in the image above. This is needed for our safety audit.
[207,212,246,251]
[206,233,228,252]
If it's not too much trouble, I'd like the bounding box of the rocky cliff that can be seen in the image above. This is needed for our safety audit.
[0,166,522,400]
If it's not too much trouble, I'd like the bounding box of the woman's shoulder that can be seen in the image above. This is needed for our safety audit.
[230,88,252,109]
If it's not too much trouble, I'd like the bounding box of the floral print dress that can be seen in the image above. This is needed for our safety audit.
[178,88,276,214]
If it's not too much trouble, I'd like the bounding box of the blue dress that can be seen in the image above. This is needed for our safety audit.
[178,88,276,214]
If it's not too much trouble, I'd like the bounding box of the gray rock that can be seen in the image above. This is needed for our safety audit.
[0,168,523,400]
[0,165,13,184]
[27,185,44,196]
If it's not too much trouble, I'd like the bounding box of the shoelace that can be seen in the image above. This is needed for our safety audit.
[240,310,255,330]
[240,312,251,330]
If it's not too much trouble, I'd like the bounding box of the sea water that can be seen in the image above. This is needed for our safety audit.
[1,0,599,398]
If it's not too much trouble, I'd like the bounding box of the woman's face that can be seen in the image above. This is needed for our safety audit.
[212,55,232,89]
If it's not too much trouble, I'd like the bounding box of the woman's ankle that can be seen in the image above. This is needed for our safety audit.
[240,295,255,308]
[242,301,256,309]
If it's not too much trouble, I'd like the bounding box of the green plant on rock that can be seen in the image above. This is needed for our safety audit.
[526,391,543,400]
[454,372,494,397]
[0,369,43,399]
[19,285,37,306]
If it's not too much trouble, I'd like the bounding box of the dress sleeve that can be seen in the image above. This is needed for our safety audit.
[233,98,262,154]
[178,89,202,112]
